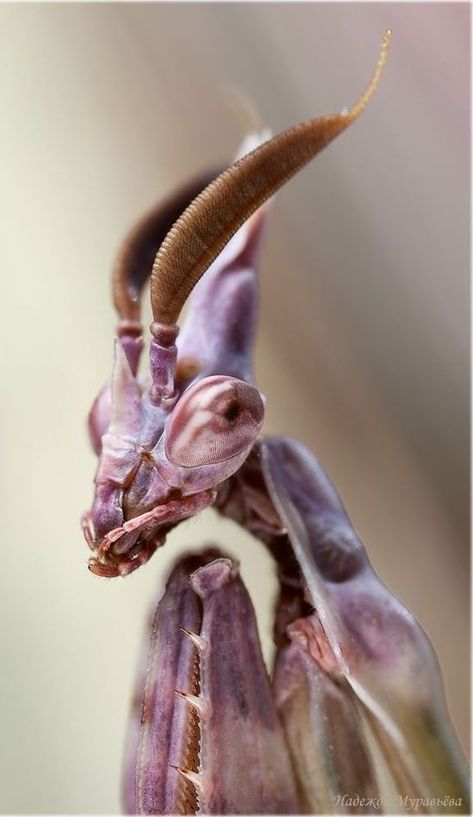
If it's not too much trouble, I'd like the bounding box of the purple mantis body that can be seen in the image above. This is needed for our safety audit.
[83,33,469,814]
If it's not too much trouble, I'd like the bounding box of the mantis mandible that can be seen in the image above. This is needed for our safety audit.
[83,32,469,814]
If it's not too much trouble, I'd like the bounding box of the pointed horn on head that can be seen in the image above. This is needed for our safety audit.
[109,341,144,436]
[150,30,392,325]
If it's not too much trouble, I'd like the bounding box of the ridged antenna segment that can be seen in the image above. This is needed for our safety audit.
[150,30,392,326]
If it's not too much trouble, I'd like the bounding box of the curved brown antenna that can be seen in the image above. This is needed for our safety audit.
[112,169,224,321]
[150,30,391,325]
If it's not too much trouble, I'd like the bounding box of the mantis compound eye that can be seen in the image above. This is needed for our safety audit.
[165,375,264,467]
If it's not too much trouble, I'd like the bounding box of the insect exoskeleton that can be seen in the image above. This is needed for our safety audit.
[165,375,264,468]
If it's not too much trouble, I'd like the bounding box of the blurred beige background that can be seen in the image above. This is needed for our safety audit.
[0,2,469,813]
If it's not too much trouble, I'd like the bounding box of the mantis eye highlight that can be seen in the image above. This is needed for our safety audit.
[165,375,264,467]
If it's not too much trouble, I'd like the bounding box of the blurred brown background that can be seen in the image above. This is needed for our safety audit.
[0,3,469,813]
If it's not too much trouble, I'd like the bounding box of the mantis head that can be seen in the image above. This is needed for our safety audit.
[83,31,392,578]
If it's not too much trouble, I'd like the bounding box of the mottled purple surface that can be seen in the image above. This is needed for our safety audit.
[191,557,298,814]
[260,436,469,808]
[124,551,298,815]
[123,556,202,815]
[274,639,379,814]
[84,122,469,812]
[84,139,270,578]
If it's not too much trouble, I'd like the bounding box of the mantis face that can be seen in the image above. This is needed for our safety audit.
[84,366,264,577]
[83,158,268,577]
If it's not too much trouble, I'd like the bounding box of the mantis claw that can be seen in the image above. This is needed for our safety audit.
[123,550,299,815]
[260,436,470,811]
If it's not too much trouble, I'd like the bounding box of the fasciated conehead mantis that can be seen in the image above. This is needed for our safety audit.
[83,31,470,814]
